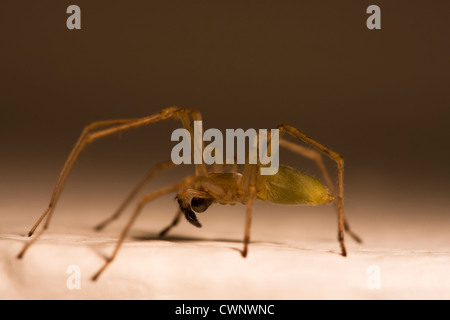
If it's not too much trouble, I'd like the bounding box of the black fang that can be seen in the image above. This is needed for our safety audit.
[177,198,202,228]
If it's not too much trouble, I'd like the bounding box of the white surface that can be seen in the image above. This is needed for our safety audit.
[1,196,450,300]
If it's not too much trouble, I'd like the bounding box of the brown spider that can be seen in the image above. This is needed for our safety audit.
[17,107,361,280]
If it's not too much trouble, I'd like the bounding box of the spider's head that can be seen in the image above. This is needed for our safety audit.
[176,191,214,228]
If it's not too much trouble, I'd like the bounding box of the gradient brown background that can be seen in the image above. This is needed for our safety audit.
[1,1,449,225]
[1,1,450,300]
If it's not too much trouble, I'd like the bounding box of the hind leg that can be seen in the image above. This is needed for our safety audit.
[278,125,348,256]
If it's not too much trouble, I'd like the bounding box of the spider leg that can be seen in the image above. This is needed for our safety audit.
[92,183,181,281]
[26,118,141,237]
[279,138,362,243]
[278,125,347,257]
[18,107,206,259]
[185,110,208,177]
[158,209,182,237]
[239,163,259,258]
[95,160,175,231]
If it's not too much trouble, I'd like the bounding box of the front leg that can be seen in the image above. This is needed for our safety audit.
[240,163,258,258]
[17,107,206,260]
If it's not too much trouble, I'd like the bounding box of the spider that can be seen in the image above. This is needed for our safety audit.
[17,107,361,280]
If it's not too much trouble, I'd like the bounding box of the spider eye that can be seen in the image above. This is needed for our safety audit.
[190,197,213,213]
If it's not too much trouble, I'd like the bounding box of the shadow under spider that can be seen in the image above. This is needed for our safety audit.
[130,230,249,244]
[91,231,342,261]
[130,231,343,256]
